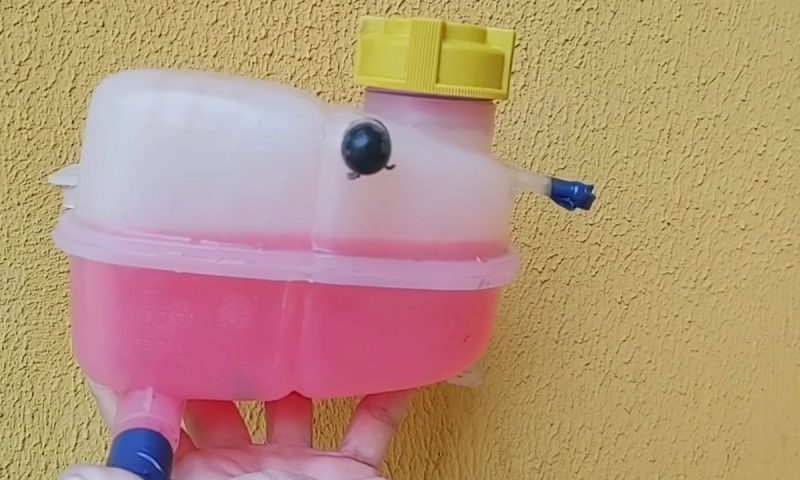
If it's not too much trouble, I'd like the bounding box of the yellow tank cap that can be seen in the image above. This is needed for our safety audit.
[354,16,515,100]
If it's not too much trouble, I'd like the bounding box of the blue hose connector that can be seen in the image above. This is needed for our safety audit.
[107,428,173,480]
[549,178,596,211]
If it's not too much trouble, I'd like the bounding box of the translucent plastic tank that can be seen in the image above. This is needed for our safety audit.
[55,67,524,399]
[49,16,595,478]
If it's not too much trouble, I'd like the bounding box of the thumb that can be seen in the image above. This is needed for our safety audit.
[59,464,142,480]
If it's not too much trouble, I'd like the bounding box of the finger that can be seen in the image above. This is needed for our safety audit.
[60,464,141,480]
[266,392,313,446]
[183,400,251,448]
[173,431,197,462]
[340,390,413,468]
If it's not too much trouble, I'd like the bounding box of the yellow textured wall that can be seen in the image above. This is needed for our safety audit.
[2,1,799,478]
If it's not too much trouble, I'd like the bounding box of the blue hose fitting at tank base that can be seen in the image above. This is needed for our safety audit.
[549,177,596,211]
[107,428,173,480]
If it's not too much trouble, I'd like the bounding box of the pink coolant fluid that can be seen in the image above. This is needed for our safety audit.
[70,239,501,402]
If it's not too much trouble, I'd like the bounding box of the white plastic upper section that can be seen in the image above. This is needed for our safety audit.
[71,69,516,250]
[75,69,324,241]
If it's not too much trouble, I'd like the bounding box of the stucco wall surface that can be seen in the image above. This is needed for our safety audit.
[1,1,798,479]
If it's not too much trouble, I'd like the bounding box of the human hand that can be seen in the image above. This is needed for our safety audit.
[60,381,413,480]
